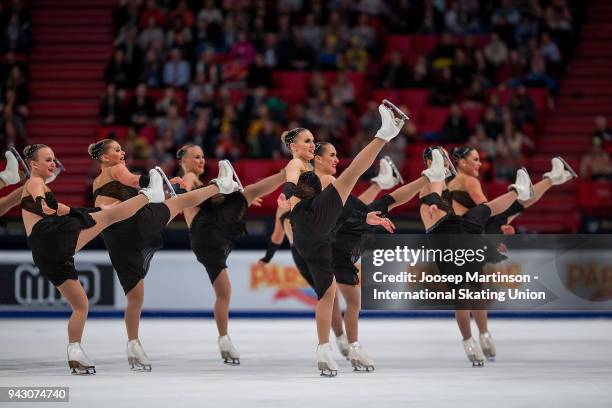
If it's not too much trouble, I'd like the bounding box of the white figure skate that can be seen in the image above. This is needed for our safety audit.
[67,342,96,375]
[127,339,152,371]
[316,342,339,377]
[218,335,240,365]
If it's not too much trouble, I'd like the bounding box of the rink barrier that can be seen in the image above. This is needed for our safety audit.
[2,249,611,317]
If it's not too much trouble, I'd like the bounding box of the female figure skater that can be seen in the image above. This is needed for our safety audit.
[176,144,286,365]
[445,146,576,363]
[418,147,535,366]
[20,144,166,374]
[89,139,240,371]
[280,102,408,376]
[259,155,403,360]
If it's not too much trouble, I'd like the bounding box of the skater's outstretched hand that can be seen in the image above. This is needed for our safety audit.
[40,199,57,216]
[169,177,186,189]
[277,193,290,209]
[250,196,264,207]
[366,211,396,233]
[501,224,515,235]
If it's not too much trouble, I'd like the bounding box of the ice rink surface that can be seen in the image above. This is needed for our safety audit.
[0,318,610,407]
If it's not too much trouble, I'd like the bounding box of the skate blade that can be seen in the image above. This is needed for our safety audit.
[381,99,409,121]
[128,357,152,371]
[382,155,404,184]
[351,361,375,372]
[154,166,177,197]
[555,156,578,178]
[221,352,240,365]
[317,362,338,377]
[436,148,457,177]
[467,356,485,367]
[69,361,96,375]
[223,160,244,192]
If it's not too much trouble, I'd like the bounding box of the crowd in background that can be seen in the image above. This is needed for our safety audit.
[100,0,586,181]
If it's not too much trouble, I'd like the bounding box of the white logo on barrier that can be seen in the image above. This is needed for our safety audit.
[14,264,101,306]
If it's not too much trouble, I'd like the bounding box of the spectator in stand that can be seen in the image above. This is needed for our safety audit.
[464,79,486,105]
[430,33,456,69]
[496,119,534,179]
[3,13,30,53]
[138,15,164,51]
[163,47,191,88]
[0,51,28,84]
[150,128,177,173]
[515,13,539,47]
[166,15,193,53]
[343,36,368,72]
[318,104,346,146]
[262,33,279,68]
[442,103,470,142]
[139,0,165,29]
[380,51,410,88]
[430,67,458,106]
[249,115,281,159]
[215,130,241,160]
[482,107,503,140]
[99,83,127,125]
[129,83,155,129]
[359,101,381,136]
[250,16,267,50]
[158,103,187,144]
[509,84,537,127]
[416,5,438,34]
[230,30,256,66]
[246,53,272,88]
[412,55,431,86]
[287,30,316,70]
[444,1,464,34]
[140,47,163,88]
[331,72,355,106]
[484,32,508,67]
[170,0,194,29]
[5,65,27,104]
[156,87,181,116]
[123,126,151,160]
[352,13,375,51]
[523,52,557,92]
[104,47,131,88]
[0,88,29,148]
[301,13,323,50]
[580,137,612,181]
[592,115,612,144]
[500,49,527,83]
[492,0,521,26]
[193,48,222,88]
[467,123,497,162]
[318,35,341,70]
[198,0,223,26]
[539,31,561,67]
[452,49,473,90]
[115,25,143,85]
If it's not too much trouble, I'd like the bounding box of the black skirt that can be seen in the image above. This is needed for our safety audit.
[27,210,97,286]
[101,203,170,294]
